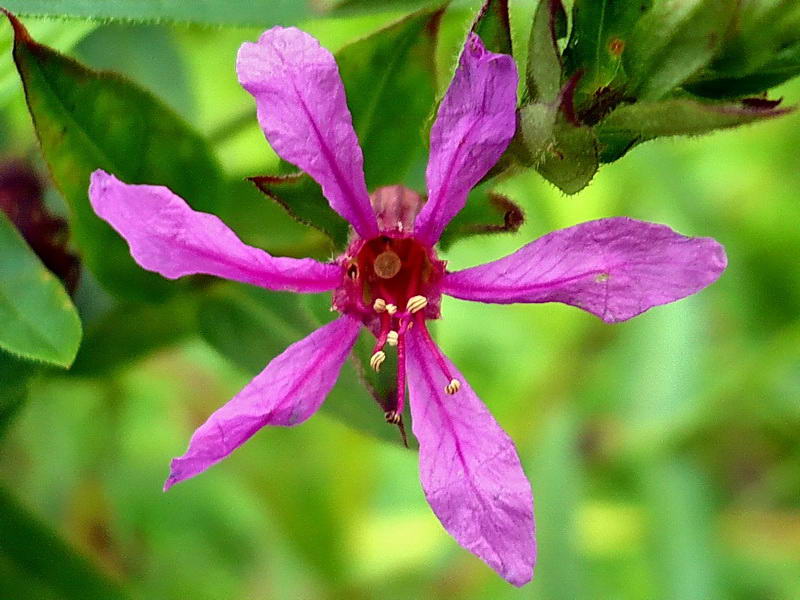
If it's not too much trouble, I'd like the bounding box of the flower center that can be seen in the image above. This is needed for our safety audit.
[350,235,440,315]
[331,186,456,441]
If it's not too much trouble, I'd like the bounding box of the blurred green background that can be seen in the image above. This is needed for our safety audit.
[1,2,799,599]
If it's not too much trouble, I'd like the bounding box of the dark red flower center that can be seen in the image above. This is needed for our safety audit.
[333,186,446,325]
[332,186,458,438]
[348,235,442,317]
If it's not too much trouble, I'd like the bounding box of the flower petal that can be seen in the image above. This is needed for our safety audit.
[443,217,727,323]
[237,27,378,239]
[89,170,340,293]
[165,315,361,490]
[414,33,518,246]
[406,329,535,586]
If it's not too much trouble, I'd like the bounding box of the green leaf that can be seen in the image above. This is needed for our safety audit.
[624,0,737,100]
[0,486,131,600]
[525,0,566,103]
[197,283,406,446]
[684,42,800,99]
[219,177,330,261]
[702,0,800,79]
[249,173,350,251]
[683,41,800,98]
[0,349,36,438]
[70,296,196,376]
[538,119,598,194]
[438,181,524,249]
[676,1,800,98]
[518,102,599,194]
[597,98,793,162]
[0,18,95,106]
[338,6,442,190]
[562,0,647,115]
[5,11,224,301]
[1,0,313,27]
[74,23,195,119]
[472,0,512,56]
[197,285,310,376]
[0,211,81,367]
[517,102,558,162]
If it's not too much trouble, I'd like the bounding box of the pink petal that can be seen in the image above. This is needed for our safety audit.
[237,27,378,239]
[414,33,518,246]
[89,170,340,293]
[165,316,361,490]
[405,329,535,586]
[444,217,727,323]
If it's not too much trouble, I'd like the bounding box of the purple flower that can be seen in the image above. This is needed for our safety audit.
[88,27,727,586]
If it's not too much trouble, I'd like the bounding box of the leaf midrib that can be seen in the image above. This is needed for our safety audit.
[19,44,132,184]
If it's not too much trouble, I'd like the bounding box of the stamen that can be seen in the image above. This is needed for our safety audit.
[406,295,428,314]
[445,378,461,395]
[386,411,408,448]
[369,350,386,371]
[384,410,401,424]
[373,298,387,313]
[414,313,459,394]
[385,303,398,315]
[386,330,399,347]
[372,313,392,354]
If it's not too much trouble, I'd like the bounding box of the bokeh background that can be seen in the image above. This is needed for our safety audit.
[1,1,799,599]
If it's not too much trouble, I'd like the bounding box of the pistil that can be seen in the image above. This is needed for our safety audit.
[414,312,461,395]
[384,319,410,427]
[394,322,408,417]
[370,312,395,373]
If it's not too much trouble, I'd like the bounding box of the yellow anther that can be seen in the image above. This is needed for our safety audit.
[369,350,386,372]
[385,303,398,315]
[384,410,401,424]
[373,298,387,313]
[445,379,461,395]
[406,295,428,313]
[386,330,399,347]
